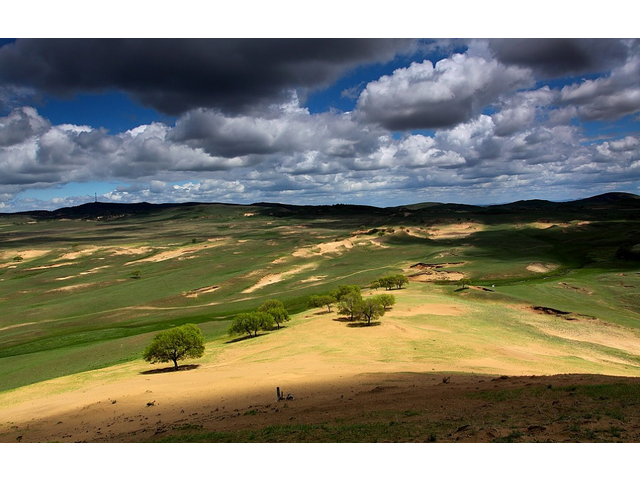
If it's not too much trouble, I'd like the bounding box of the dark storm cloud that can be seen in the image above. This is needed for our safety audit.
[488,39,634,77]
[0,39,415,115]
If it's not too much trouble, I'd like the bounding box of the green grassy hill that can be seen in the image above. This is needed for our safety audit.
[1,193,640,392]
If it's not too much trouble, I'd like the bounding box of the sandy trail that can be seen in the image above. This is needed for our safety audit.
[242,264,317,293]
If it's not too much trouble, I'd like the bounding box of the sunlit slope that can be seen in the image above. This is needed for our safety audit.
[1,195,640,391]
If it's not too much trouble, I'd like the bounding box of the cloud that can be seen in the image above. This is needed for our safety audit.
[487,39,635,77]
[168,95,382,160]
[0,106,50,146]
[355,53,533,130]
[0,39,415,115]
[559,54,640,121]
[2,41,640,212]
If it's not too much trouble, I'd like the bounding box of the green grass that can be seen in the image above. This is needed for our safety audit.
[156,421,437,443]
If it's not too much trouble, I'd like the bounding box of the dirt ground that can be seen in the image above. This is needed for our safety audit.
[2,366,639,443]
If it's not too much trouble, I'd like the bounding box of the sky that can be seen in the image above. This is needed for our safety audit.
[1,11,639,212]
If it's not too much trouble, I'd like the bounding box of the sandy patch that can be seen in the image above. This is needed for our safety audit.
[0,249,52,268]
[24,262,77,271]
[426,222,482,239]
[292,239,355,258]
[243,264,317,293]
[299,275,327,283]
[54,246,102,261]
[526,262,557,273]
[125,241,224,265]
[109,246,154,256]
[0,249,50,262]
[410,271,466,282]
[80,266,109,275]
[408,262,466,282]
[183,285,220,298]
[48,282,96,293]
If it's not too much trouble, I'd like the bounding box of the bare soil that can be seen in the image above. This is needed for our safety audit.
[3,370,639,443]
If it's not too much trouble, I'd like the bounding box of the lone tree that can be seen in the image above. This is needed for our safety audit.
[457,277,471,290]
[258,299,290,329]
[142,324,205,370]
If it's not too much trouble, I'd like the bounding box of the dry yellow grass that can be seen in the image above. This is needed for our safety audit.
[1,283,639,442]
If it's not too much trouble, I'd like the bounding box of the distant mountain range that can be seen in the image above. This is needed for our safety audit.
[3,192,640,220]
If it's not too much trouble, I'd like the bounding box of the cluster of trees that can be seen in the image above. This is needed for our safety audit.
[228,299,290,338]
[370,274,409,290]
[142,323,205,370]
[309,284,396,326]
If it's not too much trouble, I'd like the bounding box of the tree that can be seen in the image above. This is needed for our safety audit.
[457,277,471,290]
[374,293,396,310]
[258,299,290,329]
[142,324,205,370]
[361,298,385,325]
[308,294,336,312]
[338,292,364,322]
[374,275,408,290]
[332,284,361,301]
[130,270,142,279]
[228,312,274,338]
[392,274,409,289]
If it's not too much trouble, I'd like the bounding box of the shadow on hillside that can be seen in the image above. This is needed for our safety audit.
[225,332,271,344]
[347,321,381,328]
[332,317,352,323]
[140,364,200,375]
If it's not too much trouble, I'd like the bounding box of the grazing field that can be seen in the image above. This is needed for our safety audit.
[1,193,640,442]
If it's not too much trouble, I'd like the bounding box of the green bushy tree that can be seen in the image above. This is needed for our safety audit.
[258,299,290,329]
[142,324,205,370]
[229,312,274,338]
[361,298,385,325]
[374,293,396,310]
[338,292,365,322]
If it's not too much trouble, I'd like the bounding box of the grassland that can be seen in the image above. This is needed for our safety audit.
[1,193,640,442]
